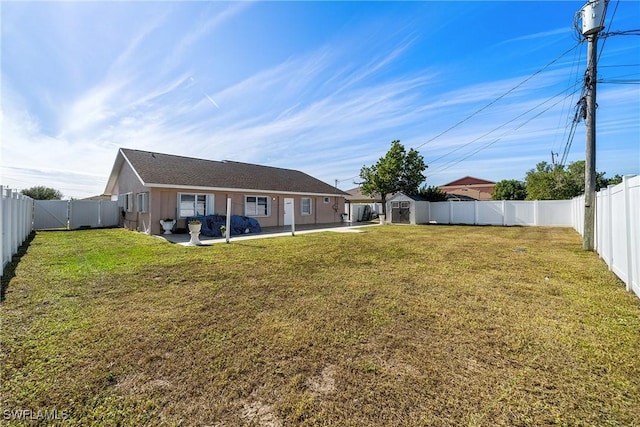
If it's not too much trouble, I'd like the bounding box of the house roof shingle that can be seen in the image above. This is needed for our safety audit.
[106,148,347,197]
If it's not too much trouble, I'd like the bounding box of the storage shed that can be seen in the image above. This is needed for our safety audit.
[386,192,429,224]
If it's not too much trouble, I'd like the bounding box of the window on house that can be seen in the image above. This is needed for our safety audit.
[178,193,212,218]
[401,202,410,208]
[136,192,149,213]
[118,193,134,212]
[392,202,399,208]
[323,197,330,203]
[301,198,312,215]
[245,196,269,216]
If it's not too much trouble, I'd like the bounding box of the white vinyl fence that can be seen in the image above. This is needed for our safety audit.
[33,200,120,230]
[428,199,573,226]
[1,187,34,279]
[573,175,639,298]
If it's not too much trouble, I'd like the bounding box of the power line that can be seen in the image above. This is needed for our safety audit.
[553,40,586,158]
[597,0,620,62]
[427,89,581,178]
[427,82,582,166]
[412,42,582,150]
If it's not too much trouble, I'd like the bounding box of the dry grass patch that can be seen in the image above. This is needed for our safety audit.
[1,226,639,426]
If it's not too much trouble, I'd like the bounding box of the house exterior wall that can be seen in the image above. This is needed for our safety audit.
[114,160,151,233]
[140,188,345,235]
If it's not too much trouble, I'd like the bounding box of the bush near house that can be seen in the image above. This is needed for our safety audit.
[1,227,639,425]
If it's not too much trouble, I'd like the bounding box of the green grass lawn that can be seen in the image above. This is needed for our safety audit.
[1,226,639,426]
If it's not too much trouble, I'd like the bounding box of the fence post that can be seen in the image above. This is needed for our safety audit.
[474,201,478,225]
[623,176,633,292]
[11,190,19,255]
[606,185,613,271]
[291,199,296,236]
[502,200,506,226]
[448,200,453,225]
[225,198,231,244]
[0,187,4,273]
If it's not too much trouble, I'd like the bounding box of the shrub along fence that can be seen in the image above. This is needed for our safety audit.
[1,187,34,279]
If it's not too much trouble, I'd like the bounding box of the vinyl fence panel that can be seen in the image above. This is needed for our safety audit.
[1,187,34,279]
[34,200,120,230]
[70,201,102,229]
[450,202,475,224]
[536,200,573,226]
[476,201,504,225]
[33,200,69,230]
[578,175,639,298]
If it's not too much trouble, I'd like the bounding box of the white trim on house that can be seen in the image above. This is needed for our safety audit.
[142,183,342,198]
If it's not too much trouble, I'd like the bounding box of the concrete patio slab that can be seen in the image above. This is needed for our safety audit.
[155,222,380,246]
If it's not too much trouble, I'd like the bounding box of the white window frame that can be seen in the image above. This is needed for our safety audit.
[118,193,134,212]
[323,197,330,204]
[136,192,149,213]
[301,197,312,216]
[177,193,214,218]
[245,195,270,217]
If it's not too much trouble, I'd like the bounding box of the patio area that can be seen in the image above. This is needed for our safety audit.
[156,221,379,245]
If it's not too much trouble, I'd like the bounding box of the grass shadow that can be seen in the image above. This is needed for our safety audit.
[1,231,36,302]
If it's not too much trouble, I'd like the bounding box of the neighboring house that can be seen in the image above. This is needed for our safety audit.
[386,192,429,225]
[439,176,496,201]
[344,187,384,222]
[104,148,348,235]
[81,194,112,201]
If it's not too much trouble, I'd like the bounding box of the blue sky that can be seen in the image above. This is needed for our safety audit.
[2,1,638,199]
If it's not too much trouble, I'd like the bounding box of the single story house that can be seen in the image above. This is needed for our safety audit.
[439,176,496,201]
[344,187,384,222]
[104,148,348,235]
[386,192,429,225]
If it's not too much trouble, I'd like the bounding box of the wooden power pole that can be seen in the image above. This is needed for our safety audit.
[583,33,598,250]
[578,0,608,251]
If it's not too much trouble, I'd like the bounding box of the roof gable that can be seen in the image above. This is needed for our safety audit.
[106,148,347,196]
[441,176,496,186]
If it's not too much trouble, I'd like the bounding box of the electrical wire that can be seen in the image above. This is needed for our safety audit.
[552,41,586,159]
[598,0,620,61]
[427,89,582,178]
[427,82,582,166]
[412,42,582,150]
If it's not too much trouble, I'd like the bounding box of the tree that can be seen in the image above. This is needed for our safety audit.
[492,179,526,200]
[360,140,427,215]
[525,160,613,200]
[603,174,623,187]
[418,185,448,202]
[20,186,63,200]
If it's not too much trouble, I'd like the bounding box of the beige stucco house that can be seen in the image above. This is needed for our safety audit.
[104,148,348,235]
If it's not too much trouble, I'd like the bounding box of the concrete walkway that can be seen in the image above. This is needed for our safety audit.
[156,222,380,246]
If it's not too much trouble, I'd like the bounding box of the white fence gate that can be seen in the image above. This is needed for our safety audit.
[33,200,120,230]
[1,188,34,279]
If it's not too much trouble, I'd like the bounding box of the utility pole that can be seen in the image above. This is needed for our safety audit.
[578,0,608,251]
[583,33,598,250]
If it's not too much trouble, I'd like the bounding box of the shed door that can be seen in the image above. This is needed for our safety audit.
[391,201,411,224]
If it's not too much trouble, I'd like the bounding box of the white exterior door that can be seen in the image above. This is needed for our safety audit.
[283,198,294,226]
